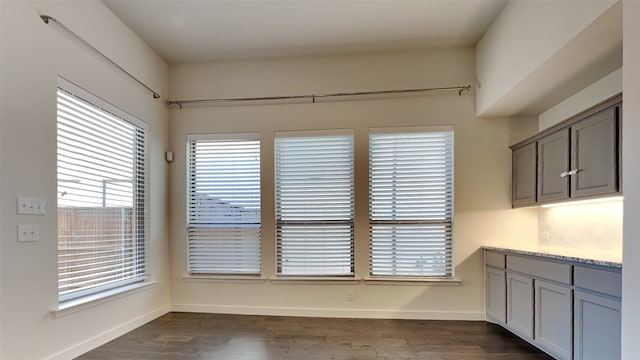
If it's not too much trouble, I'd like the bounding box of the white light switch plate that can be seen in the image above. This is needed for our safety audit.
[17,197,46,215]
[18,224,39,242]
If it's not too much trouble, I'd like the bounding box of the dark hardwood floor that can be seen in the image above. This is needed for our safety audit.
[76,312,553,360]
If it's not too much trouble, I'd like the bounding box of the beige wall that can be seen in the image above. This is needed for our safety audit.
[0,1,170,359]
[167,47,538,319]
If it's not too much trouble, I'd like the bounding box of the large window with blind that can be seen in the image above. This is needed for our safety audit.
[369,127,454,278]
[187,134,261,275]
[57,78,148,303]
[275,131,354,276]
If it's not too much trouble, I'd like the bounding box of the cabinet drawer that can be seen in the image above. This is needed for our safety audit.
[485,251,506,268]
[574,266,621,298]
[507,255,571,284]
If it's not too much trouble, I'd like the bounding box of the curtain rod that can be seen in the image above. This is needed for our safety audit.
[165,85,472,109]
[40,15,161,100]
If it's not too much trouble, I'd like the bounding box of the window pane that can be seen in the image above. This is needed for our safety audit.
[369,130,454,277]
[370,224,452,276]
[275,134,354,276]
[57,84,146,302]
[187,136,261,274]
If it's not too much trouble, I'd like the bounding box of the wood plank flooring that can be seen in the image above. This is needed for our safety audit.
[76,312,553,360]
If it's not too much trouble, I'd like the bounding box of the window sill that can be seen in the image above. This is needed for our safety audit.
[269,277,360,285]
[183,273,266,284]
[364,277,462,286]
[53,281,158,318]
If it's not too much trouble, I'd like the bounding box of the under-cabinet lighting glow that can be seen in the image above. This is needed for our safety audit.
[541,196,624,208]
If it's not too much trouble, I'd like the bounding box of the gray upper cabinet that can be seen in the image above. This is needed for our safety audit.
[537,129,570,202]
[512,142,537,207]
[571,107,619,198]
[510,95,621,207]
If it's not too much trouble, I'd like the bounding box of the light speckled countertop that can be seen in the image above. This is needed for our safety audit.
[483,246,622,269]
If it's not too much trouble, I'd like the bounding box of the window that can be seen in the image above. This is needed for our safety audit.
[369,127,454,277]
[275,131,354,276]
[57,78,148,302]
[187,134,261,274]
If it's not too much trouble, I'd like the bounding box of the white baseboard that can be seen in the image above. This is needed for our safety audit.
[43,305,170,360]
[171,304,485,321]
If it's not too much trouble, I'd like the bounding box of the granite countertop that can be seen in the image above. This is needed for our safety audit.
[483,246,622,269]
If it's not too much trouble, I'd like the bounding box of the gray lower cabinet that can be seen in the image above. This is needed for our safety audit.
[535,280,572,360]
[485,249,622,360]
[573,265,622,360]
[574,291,621,360]
[506,272,534,339]
[485,267,506,324]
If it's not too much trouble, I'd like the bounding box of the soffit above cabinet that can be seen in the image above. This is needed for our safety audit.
[476,1,622,118]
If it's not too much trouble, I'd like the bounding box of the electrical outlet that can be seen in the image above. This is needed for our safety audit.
[541,231,550,242]
[347,290,355,302]
[18,224,39,242]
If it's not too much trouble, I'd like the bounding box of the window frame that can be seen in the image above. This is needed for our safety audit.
[56,77,150,304]
[274,130,355,278]
[186,133,262,276]
[368,126,455,279]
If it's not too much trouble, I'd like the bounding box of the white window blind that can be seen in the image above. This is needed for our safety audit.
[275,132,354,276]
[187,134,261,274]
[57,80,147,303]
[369,128,454,277]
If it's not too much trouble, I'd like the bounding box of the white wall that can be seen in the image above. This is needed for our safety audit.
[0,1,170,359]
[539,68,622,131]
[622,1,640,358]
[167,48,538,320]
[476,0,620,117]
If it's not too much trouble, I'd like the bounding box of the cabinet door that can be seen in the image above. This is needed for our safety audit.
[512,142,537,207]
[571,107,619,198]
[574,290,621,360]
[486,267,506,324]
[534,280,572,360]
[506,272,533,339]
[537,129,570,202]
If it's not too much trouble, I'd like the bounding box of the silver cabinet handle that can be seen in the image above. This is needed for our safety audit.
[560,169,579,178]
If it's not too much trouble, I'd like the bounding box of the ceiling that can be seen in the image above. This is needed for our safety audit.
[102,0,508,64]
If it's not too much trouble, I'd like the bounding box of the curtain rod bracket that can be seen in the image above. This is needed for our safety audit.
[166,100,182,109]
[40,14,161,100]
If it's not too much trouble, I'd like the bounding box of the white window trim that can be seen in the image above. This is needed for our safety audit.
[53,280,156,318]
[182,273,266,284]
